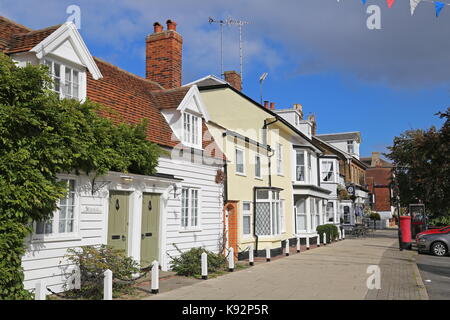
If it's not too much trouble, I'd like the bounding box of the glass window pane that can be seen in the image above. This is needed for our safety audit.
[256,190,269,200]
[243,216,251,235]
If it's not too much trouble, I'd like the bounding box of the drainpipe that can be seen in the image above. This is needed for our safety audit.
[253,187,259,256]
[223,161,228,204]
[263,118,279,187]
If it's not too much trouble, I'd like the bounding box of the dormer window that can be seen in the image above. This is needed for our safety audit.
[183,112,201,148]
[44,59,82,101]
[347,140,354,154]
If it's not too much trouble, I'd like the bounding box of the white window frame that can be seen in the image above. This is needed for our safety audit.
[235,147,245,176]
[33,177,80,242]
[276,143,283,176]
[295,150,306,182]
[255,154,262,179]
[347,140,354,154]
[43,57,85,101]
[182,112,202,149]
[242,201,252,237]
[295,198,307,233]
[256,190,281,236]
[180,187,201,230]
[280,199,286,233]
[307,152,312,184]
[321,159,336,183]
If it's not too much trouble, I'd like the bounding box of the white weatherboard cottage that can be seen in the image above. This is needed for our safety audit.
[2,18,225,293]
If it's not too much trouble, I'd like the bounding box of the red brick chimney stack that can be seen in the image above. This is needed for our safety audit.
[270,102,275,110]
[146,19,183,89]
[224,71,242,91]
[264,101,269,109]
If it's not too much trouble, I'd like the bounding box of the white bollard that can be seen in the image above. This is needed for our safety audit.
[296,237,301,253]
[339,229,342,240]
[35,281,47,300]
[266,247,271,262]
[323,232,327,245]
[343,229,346,239]
[201,252,208,280]
[228,247,235,272]
[285,239,290,256]
[103,269,113,300]
[306,236,310,250]
[317,234,321,247]
[151,260,159,294]
[249,244,254,266]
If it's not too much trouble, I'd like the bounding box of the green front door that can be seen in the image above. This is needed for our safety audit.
[107,191,129,254]
[140,193,160,267]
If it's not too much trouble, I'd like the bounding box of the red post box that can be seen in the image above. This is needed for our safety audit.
[400,216,412,248]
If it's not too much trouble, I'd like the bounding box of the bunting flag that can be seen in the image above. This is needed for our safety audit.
[386,0,396,8]
[435,1,445,17]
[410,0,422,15]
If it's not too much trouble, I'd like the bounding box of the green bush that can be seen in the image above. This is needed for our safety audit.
[429,215,450,227]
[316,224,339,243]
[370,212,381,221]
[170,247,227,277]
[63,245,140,300]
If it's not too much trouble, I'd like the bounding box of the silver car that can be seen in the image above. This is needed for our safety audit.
[418,230,450,256]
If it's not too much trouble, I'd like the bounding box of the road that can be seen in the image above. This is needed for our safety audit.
[144,230,427,300]
[416,252,450,300]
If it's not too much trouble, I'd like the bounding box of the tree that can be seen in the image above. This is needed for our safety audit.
[386,108,450,218]
[0,53,162,299]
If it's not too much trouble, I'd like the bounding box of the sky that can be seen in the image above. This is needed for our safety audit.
[1,0,449,158]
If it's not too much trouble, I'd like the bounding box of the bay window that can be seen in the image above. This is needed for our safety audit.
[315,199,321,227]
[296,150,305,182]
[181,188,200,229]
[35,179,77,237]
[295,198,307,232]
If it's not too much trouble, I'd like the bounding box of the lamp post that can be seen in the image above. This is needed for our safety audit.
[393,166,403,251]
[259,72,268,105]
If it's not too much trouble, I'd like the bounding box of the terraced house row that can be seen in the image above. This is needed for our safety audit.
[0,15,371,293]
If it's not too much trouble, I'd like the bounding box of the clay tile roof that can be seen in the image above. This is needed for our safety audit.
[151,87,191,110]
[6,24,61,54]
[0,16,61,54]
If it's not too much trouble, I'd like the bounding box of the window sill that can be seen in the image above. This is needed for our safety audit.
[31,234,82,244]
[179,228,203,233]
[255,176,263,181]
[235,172,247,177]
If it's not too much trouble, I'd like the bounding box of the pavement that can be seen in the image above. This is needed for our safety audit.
[416,251,450,300]
[143,229,428,300]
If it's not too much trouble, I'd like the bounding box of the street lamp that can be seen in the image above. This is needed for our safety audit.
[259,72,268,105]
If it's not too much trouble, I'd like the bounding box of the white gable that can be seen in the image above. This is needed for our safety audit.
[51,39,83,65]
[30,22,102,80]
[178,86,210,121]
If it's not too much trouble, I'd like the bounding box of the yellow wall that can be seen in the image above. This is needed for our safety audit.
[201,88,295,250]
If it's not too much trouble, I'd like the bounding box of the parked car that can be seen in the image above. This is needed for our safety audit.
[415,225,450,242]
[417,231,450,256]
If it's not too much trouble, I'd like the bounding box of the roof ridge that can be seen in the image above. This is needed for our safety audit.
[317,131,361,136]
[0,15,32,32]
[93,56,165,90]
[12,23,62,36]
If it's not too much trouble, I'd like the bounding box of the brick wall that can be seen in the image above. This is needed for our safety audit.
[224,71,242,91]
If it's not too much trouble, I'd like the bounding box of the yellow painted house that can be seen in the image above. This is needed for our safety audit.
[187,74,331,258]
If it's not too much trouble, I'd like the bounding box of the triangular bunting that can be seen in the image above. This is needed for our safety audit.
[410,0,422,16]
[386,0,395,8]
[435,1,445,17]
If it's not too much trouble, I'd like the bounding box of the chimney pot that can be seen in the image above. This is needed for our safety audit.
[153,22,163,33]
[166,19,177,31]
[264,101,269,109]
[270,102,275,110]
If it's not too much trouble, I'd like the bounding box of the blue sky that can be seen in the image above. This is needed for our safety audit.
[1,0,449,157]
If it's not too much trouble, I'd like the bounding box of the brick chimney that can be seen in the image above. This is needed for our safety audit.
[307,114,317,136]
[293,104,303,119]
[264,101,269,109]
[371,152,381,167]
[224,71,242,91]
[270,102,275,110]
[146,20,183,89]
